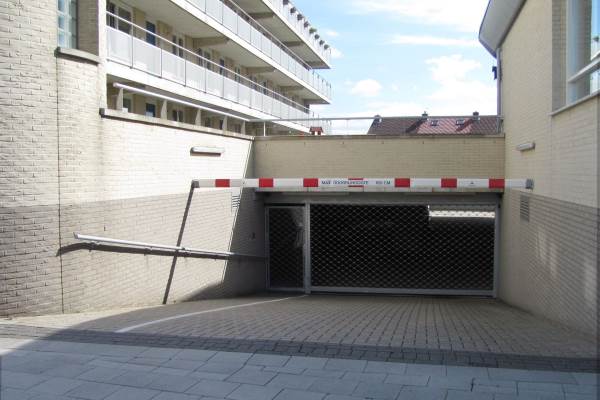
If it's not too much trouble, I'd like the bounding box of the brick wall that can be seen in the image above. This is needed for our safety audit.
[254,135,505,178]
[0,0,63,315]
[499,0,599,335]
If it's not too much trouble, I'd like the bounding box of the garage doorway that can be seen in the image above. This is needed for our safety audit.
[267,203,499,296]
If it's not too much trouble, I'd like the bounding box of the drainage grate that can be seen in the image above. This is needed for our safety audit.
[310,204,496,292]
[520,195,530,222]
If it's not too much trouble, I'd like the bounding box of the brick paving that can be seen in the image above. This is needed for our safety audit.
[0,295,597,372]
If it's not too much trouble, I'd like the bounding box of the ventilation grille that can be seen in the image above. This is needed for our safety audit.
[520,195,530,222]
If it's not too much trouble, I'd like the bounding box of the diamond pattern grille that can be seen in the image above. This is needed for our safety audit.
[268,207,304,289]
[310,204,495,291]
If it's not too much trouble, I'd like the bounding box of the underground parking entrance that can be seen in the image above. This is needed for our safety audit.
[1,178,597,373]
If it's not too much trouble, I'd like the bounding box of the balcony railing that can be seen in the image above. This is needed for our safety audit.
[262,0,332,65]
[184,0,332,100]
[105,16,331,133]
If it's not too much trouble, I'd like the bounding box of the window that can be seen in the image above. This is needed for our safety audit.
[567,0,600,103]
[262,81,268,95]
[57,0,77,48]
[171,109,184,122]
[122,97,132,113]
[106,2,131,33]
[146,21,156,46]
[204,118,212,127]
[219,59,226,76]
[145,103,156,117]
[172,35,184,58]
[204,51,212,71]
[234,67,242,83]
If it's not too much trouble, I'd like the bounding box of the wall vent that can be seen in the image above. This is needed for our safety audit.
[520,195,530,222]
[231,189,241,211]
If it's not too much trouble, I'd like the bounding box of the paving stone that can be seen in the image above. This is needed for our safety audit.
[562,384,597,394]
[308,378,358,396]
[208,352,252,364]
[0,388,35,400]
[109,370,162,387]
[286,357,327,370]
[77,367,125,383]
[405,364,446,377]
[265,366,306,375]
[188,371,231,381]
[43,363,95,378]
[154,367,193,376]
[364,361,407,374]
[397,386,447,400]
[342,371,386,383]
[130,357,169,367]
[274,388,325,400]
[174,349,217,361]
[427,376,473,390]
[384,374,429,386]
[104,387,160,400]
[564,394,596,400]
[147,374,199,392]
[29,377,83,395]
[227,369,277,385]
[352,381,402,400]
[446,389,493,400]
[268,373,318,390]
[0,371,49,389]
[162,359,204,371]
[473,384,517,394]
[139,348,182,359]
[248,354,291,367]
[571,373,598,386]
[519,382,565,392]
[446,366,490,379]
[186,379,239,397]
[324,359,366,372]
[196,362,245,374]
[227,383,282,400]
[323,396,366,400]
[65,381,121,399]
[510,391,566,399]
[489,369,577,384]
[303,369,345,379]
[152,392,201,400]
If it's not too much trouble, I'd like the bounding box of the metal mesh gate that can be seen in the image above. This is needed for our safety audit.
[310,204,496,293]
[267,207,304,289]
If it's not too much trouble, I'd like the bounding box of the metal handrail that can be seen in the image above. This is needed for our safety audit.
[106,11,312,115]
[74,233,265,259]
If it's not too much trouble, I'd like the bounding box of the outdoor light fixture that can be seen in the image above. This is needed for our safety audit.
[190,146,225,156]
[516,142,536,152]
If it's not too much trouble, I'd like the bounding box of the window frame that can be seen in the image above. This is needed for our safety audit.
[57,0,78,48]
[566,0,600,103]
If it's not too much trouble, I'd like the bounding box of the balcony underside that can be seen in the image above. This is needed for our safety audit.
[233,0,331,68]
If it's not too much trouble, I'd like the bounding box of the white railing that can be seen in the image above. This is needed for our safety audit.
[262,0,332,65]
[106,24,331,133]
[183,0,332,100]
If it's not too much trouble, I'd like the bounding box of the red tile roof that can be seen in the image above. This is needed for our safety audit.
[367,115,500,136]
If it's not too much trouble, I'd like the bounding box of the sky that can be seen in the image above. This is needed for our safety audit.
[292,0,498,134]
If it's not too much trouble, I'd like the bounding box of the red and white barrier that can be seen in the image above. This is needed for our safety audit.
[193,178,532,191]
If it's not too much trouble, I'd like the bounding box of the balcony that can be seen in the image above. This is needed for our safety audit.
[261,0,332,66]
[106,24,331,133]
[183,0,332,100]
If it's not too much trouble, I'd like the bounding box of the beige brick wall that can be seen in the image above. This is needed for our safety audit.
[0,0,63,315]
[254,136,505,178]
[498,0,599,334]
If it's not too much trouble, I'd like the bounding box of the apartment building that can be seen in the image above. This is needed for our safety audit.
[72,0,332,135]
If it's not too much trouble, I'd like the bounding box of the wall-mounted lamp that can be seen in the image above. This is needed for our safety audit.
[516,142,536,152]
[190,146,225,156]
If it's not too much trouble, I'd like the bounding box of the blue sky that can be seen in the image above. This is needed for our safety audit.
[293,0,497,133]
